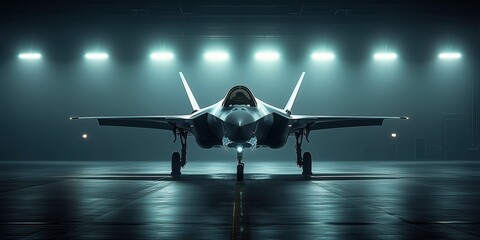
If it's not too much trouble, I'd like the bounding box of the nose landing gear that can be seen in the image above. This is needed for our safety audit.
[236,147,244,181]
[237,163,244,181]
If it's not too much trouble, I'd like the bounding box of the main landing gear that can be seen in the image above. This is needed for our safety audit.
[171,129,188,176]
[295,130,312,176]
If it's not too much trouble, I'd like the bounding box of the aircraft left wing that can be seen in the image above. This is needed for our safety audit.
[69,115,193,131]
[290,115,408,131]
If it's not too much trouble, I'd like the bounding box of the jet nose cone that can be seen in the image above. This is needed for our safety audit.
[224,108,256,141]
[225,108,255,127]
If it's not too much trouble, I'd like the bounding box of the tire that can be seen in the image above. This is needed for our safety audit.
[237,164,244,181]
[171,152,181,175]
[302,152,312,176]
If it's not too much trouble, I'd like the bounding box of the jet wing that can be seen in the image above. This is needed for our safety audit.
[69,115,193,130]
[290,115,408,131]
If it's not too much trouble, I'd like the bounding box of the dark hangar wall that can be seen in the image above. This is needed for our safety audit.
[0,1,479,161]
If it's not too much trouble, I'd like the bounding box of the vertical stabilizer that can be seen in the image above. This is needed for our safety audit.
[284,72,306,113]
[179,72,200,111]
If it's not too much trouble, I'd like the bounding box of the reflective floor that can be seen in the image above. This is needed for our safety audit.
[0,160,479,239]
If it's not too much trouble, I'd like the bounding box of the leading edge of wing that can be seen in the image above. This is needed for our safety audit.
[290,115,408,131]
[291,115,408,121]
[69,115,192,120]
[69,115,192,130]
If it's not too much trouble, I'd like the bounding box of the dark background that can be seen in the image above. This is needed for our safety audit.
[0,0,479,161]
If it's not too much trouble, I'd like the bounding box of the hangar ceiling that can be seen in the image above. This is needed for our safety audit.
[1,0,478,37]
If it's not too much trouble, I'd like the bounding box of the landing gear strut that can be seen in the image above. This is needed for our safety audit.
[171,129,188,176]
[236,150,244,181]
[295,130,312,176]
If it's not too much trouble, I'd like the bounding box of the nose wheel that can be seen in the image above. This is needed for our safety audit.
[237,163,244,181]
[236,150,244,181]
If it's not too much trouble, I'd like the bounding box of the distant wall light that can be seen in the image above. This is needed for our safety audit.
[438,52,462,60]
[18,53,42,60]
[84,52,109,60]
[255,51,280,61]
[204,51,229,61]
[374,52,397,60]
[150,52,174,61]
[311,52,335,61]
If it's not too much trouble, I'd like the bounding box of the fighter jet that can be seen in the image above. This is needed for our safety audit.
[70,72,407,181]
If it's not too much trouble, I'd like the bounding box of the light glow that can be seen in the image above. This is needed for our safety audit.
[18,53,42,60]
[438,52,461,60]
[391,133,397,138]
[255,51,279,61]
[82,133,88,139]
[150,52,174,61]
[311,52,335,61]
[236,146,243,153]
[204,51,229,61]
[374,52,397,60]
[84,52,109,60]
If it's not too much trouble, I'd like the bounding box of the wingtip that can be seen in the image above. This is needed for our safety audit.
[69,116,79,120]
[400,116,409,120]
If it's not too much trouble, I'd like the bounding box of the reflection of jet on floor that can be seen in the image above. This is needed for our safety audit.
[71,72,407,181]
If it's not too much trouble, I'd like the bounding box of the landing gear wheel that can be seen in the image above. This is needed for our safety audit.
[237,163,244,181]
[171,152,181,176]
[302,152,312,176]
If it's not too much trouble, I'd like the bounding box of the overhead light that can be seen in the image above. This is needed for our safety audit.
[150,52,174,61]
[18,53,42,60]
[311,52,335,61]
[374,52,397,60]
[204,51,229,61]
[391,133,397,138]
[84,52,109,60]
[82,133,88,139]
[438,52,461,60]
[255,51,279,61]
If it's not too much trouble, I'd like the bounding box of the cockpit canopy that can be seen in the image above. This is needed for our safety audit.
[222,86,257,107]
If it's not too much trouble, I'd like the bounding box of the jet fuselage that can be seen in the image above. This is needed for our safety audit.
[189,93,292,150]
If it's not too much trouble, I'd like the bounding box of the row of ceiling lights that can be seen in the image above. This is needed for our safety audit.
[18,51,462,61]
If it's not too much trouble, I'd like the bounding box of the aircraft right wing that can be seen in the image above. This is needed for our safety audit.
[283,72,407,131]
[69,115,193,131]
[290,115,408,131]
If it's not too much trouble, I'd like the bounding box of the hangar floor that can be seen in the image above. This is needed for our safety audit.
[0,160,479,239]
